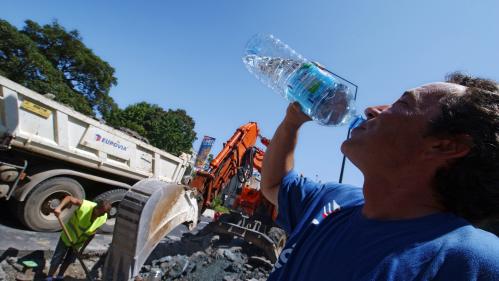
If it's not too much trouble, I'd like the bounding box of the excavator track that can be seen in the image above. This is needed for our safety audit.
[103,179,199,281]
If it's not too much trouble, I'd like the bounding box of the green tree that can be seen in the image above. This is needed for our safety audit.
[21,20,118,118]
[0,19,117,116]
[109,102,197,156]
[0,19,197,155]
[0,19,92,115]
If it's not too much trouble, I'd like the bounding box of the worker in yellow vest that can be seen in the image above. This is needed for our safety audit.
[46,196,111,281]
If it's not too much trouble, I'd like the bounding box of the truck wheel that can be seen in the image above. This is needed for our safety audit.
[94,189,127,234]
[18,177,85,232]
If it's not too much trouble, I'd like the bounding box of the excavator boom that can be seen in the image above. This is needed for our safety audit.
[190,122,263,207]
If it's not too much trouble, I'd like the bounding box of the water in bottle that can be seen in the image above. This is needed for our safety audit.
[243,34,364,127]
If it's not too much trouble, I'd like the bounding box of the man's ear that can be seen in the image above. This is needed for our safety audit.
[424,134,472,160]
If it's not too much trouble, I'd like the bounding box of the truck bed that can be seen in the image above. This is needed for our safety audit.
[0,75,190,183]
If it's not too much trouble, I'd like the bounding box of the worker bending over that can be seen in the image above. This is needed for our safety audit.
[46,196,111,281]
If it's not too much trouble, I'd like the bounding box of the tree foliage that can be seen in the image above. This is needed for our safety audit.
[108,102,197,156]
[0,19,197,156]
[0,19,93,114]
[21,20,119,118]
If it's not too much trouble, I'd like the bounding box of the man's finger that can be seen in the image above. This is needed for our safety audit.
[291,102,302,111]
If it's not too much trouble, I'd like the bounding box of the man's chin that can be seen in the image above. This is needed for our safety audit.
[340,139,363,167]
[340,138,355,155]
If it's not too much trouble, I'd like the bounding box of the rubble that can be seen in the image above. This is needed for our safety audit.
[0,222,273,280]
[137,224,273,281]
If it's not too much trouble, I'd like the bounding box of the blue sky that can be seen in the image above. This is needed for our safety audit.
[3,0,499,186]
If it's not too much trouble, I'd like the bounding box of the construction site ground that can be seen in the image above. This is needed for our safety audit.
[0,206,273,281]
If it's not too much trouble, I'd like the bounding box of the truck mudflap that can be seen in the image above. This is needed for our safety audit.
[102,179,199,281]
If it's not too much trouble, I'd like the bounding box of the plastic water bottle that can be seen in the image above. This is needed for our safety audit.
[243,34,364,128]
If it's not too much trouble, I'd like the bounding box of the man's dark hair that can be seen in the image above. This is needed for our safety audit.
[96,199,112,211]
[427,72,499,223]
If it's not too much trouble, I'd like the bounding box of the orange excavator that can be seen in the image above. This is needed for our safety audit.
[191,122,268,209]
[190,122,285,261]
[103,122,286,280]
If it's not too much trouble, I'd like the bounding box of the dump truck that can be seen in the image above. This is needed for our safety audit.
[0,75,191,233]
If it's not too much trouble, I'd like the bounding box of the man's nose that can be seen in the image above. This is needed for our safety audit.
[364,105,390,119]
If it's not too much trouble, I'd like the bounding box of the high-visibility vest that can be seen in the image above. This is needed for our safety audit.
[61,200,108,249]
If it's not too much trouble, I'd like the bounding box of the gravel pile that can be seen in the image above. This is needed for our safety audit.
[138,226,273,281]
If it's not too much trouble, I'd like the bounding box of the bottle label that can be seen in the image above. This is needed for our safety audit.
[287,63,337,114]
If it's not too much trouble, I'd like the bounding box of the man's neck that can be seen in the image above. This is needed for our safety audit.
[361,174,444,220]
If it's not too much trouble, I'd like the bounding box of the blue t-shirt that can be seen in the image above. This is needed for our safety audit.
[268,170,499,281]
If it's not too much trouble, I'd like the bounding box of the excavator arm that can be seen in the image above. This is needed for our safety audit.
[190,122,268,209]
[189,123,283,263]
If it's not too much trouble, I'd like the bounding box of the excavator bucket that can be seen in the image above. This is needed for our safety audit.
[103,179,199,281]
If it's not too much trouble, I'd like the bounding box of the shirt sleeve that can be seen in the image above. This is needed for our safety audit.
[276,170,324,233]
[433,231,499,281]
